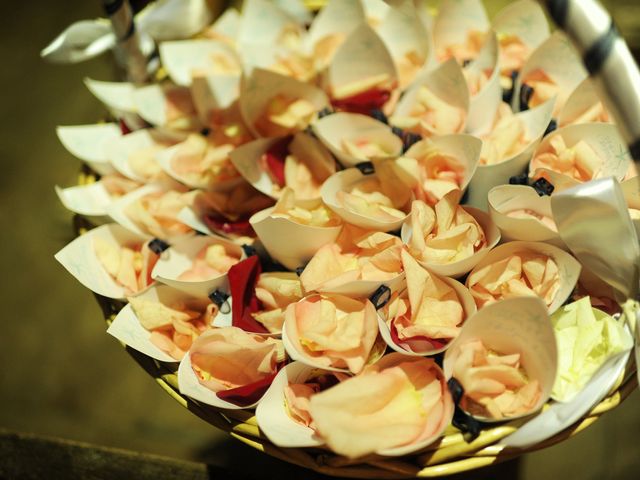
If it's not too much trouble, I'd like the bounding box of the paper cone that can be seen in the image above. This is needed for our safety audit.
[159,39,241,87]
[558,77,611,127]
[312,112,402,167]
[401,206,501,278]
[239,68,329,138]
[465,32,501,136]
[237,0,302,47]
[466,240,581,313]
[56,123,121,175]
[488,185,563,246]
[529,123,631,183]
[467,97,555,210]
[151,234,241,297]
[443,296,557,422]
[512,31,586,115]
[54,223,150,299]
[433,0,489,61]
[107,284,215,363]
[55,182,113,217]
[327,23,397,100]
[250,206,343,271]
[403,133,482,193]
[204,7,240,43]
[106,129,172,183]
[363,0,391,26]
[177,205,215,236]
[255,361,327,448]
[622,178,640,237]
[273,0,312,25]
[492,0,549,52]
[191,74,241,123]
[133,84,201,131]
[377,275,476,356]
[391,58,469,136]
[84,78,136,113]
[321,168,410,232]
[375,1,431,88]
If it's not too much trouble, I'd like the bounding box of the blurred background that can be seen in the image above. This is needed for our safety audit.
[1,1,639,479]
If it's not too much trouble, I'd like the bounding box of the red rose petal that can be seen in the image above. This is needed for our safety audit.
[216,369,280,407]
[262,137,291,187]
[228,256,270,334]
[204,213,256,237]
[332,89,391,115]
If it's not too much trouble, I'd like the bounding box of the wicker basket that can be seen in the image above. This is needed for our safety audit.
[72,0,640,477]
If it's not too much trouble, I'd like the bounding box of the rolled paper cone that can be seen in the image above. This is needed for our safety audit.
[273,0,312,25]
[191,74,241,123]
[529,122,631,183]
[443,296,557,423]
[377,275,477,356]
[487,185,563,247]
[512,31,587,115]
[151,234,241,297]
[551,177,640,301]
[177,349,263,409]
[159,39,241,87]
[375,1,432,88]
[56,123,121,175]
[400,206,501,278]
[326,23,397,100]
[466,97,555,211]
[133,84,201,130]
[237,0,302,47]
[540,0,640,165]
[391,58,469,136]
[621,178,640,238]
[312,272,406,299]
[466,240,581,314]
[312,113,402,168]
[321,168,409,232]
[403,133,482,193]
[239,68,330,138]
[177,205,215,236]
[491,0,550,53]
[362,0,390,25]
[205,7,240,43]
[304,0,364,60]
[107,129,169,183]
[55,182,113,217]
[465,32,501,136]
[433,0,489,60]
[41,19,115,64]
[136,0,215,42]
[103,0,149,83]
[84,78,137,114]
[250,206,343,271]
[54,223,150,300]
[558,77,610,127]
[255,361,327,448]
[107,284,212,363]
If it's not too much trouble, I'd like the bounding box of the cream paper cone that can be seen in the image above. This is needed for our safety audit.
[84,78,136,113]
[362,0,391,26]
[558,78,611,127]
[321,168,410,232]
[467,97,555,210]
[400,206,501,278]
[529,123,631,184]
[491,0,549,53]
[106,129,173,183]
[151,234,241,297]
[250,206,342,271]
[466,240,581,314]
[55,182,113,217]
[391,58,469,136]
[239,68,329,138]
[205,7,240,43]
[512,31,586,115]
[622,178,640,238]
[305,270,406,299]
[135,0,213,41]
[255,361,327,448]
[177,205,215,236]
[402,133,482,193]
[56,123,121,175]
[487,185,563,246]
[107,284,218,363]
[326,23,397,100]
[304,0,364,63]
[443,296,557,423]
[375,1,431,88]
[231,132,335,201]
[237,0,302,47]
[433,0,489,60]
[273,0,312,25]
[177,349,262,410]
[159,39,241,87]
[191,74,241,123]
[133,84,202,131]
[312,113,402,168]
[377,276,477,356]
[465,32,501,136]
[54,223,150,300]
